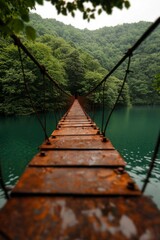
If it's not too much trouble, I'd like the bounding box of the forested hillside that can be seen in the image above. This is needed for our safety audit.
[30,14,160,105]
[0,14,159,115]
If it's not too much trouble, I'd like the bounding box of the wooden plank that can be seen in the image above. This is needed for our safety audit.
[0,196,160,240]
[12,167,140,196]
[40,136,115,150]
[0,99,160,240]
[52,128,99,135]
[29,150,126,167]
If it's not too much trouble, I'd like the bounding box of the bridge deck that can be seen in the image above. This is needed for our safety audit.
[0,99,160,239]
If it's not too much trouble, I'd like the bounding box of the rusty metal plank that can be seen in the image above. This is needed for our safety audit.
[58,125,96,128]
[59,124,94,127]
[52,128,99,136]
[29,150,126,167]
[40,136,114,150]
[64,116,89,119]
[60,119,91,122]
[12,167,140,196]
[60,122,92,125]
[0,196,160,240]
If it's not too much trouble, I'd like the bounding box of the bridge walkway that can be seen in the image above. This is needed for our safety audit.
[0,99,160,239]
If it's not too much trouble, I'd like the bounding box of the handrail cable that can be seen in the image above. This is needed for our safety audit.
[103,55,132,136]
[84,17,160,97]
[17,45,49,141]
[141,131,160,193]
[12,34,71,97]
[101,80,106,133]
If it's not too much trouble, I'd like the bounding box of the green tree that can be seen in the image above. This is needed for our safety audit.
[64,50,85,95]
[0,0,130,39]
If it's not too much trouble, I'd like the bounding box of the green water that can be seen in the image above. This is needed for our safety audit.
[0,106,160,208]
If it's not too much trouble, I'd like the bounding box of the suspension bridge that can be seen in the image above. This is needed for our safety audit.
[0,98,160,239]
[0,18,160,239]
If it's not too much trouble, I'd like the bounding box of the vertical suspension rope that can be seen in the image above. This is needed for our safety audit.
[101,80,106,134]
[17,46,49,142]
[103,55,132,136]
[91,100,95,122]
[141,132,160,193]
[42,69,47,139]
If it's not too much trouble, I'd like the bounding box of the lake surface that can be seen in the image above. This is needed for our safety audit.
[0,106,159,209]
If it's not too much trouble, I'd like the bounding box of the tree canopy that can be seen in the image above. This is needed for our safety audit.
[0,0,130,39]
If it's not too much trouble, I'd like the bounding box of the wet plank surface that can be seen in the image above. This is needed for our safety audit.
[40,137,115,150]
[12,168,140,196]
[0,197,160,240]
[29,150,126,167]
[52,128,99,136]
[0,99,160,239]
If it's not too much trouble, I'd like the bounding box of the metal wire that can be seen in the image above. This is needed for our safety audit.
[17,46,49,141]
[12,34,71,97]
[142,131,160,193]
[101,80,106,133]
[103,55,132,136]
[84,17,160,97]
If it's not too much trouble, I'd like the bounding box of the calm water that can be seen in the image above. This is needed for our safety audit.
[0,106,160,208]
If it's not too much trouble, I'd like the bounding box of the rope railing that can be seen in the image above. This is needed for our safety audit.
[102,55,132,136]
[80,17,160,135]
[0,33,74,200]
[12,34,71,98]
[14,33,74,141]
[17,45,50,141]
[0,17,159,201]
[79,17,160,193]
[142,132,160,193]
[83,17,160,97]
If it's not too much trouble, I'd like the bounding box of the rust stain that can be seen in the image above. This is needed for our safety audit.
[29,150,126,167]
[12,167,140,196]
[0,99,160,239]
[0,197,160,240]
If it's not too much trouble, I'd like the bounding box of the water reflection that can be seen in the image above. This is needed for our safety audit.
[0,106,160,209]
[94,106,160,208]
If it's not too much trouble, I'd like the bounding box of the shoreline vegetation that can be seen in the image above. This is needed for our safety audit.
[0,14,159,115]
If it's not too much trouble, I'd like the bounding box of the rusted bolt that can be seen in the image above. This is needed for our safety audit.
[118,167,125,174]
[6,185,14,191]
[102,137,108,142]
[127,181,135,190]
[46,140,51,145]
[40,151,46,157]
[97,130,100,135]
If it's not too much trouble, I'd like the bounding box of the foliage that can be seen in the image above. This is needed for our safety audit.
[0,31,130,115]
[29,14,160,105]
[1,13,159,115]
[153,73,160,94]
[0,0,130,39]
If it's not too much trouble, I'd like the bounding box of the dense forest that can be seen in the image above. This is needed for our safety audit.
[0,13,159,115]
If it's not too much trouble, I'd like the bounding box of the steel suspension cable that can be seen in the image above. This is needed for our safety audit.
[12,34,71,97]
[103,55,132,136]
[84,17,160,97]
[142,131,160,193]
[17,46,50,142]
